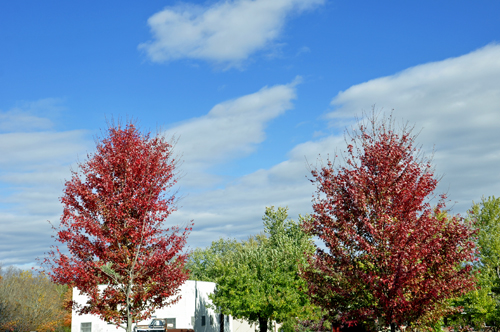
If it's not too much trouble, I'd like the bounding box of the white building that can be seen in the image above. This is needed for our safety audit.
[71,281,273,332]
[72,281,238,332]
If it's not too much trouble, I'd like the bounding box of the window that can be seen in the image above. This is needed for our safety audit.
[152,320,164,327]
[81,323,92,332]
[166,318,176,329]
[202,316,206,326]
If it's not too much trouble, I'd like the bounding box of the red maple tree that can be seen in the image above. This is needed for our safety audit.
[45,122,192,332]
[302,115,477,331]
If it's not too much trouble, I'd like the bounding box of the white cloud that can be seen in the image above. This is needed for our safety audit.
[327,43,500,214]
[165,79,299,187]
[0,131,88,171]
[0,110,53,132]
[169,135,344,247]
[0,98,65,133]
[0,101,91,267]
[170,44,500,248]
[6,45,500,266]
[1,80,299,266]
[139,0,324,67]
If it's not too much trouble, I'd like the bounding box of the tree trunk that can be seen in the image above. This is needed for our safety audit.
[126,283,133,332]
[391,323,396,332]
[220,313,224,332]
[127,314,132,332]
[258,316,268,332]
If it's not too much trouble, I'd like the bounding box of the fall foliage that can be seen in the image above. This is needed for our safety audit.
[302,114,477,330]
[44,122,192,332]
[0,266,69,332]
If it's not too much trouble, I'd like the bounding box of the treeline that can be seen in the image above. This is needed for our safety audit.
[36,115,496,332]
[186,198,500,332]
[184,114,499,332]
[0,267,71,332]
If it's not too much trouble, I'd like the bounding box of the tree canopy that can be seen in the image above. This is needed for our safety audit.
[44,122,192,332]
[186,238,242,282]
[0,266,69,332]
[449,196,500,330]
[302,114,477,331]
[189,207,317,332]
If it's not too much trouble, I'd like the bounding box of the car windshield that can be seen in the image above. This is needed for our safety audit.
[151,320,164,327]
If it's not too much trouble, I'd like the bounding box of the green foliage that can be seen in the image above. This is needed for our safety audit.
[475,196,500,281]
[190,207,318,332]
[449,285,496,330]
[186,238,243,282]
[447,196,500,331]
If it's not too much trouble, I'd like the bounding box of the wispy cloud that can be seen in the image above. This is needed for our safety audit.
[0,98,65,133]
[5,45,500,265]
[165,79,300,187]
[0,131,88,171]
[170,134,343,247]
[0,100,90,267]
[171,44,500,247]
[328,43,500,212]
[0,111,53,132]
[0,80,299,266]
[139,0,324,67]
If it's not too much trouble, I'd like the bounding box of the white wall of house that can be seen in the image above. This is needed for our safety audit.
[232,320,257,332]
[233,319,281,332]
[71,281,234,332]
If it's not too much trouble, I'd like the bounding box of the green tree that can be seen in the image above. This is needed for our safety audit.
[448,196,500,331]
[208,207,318,332]
[186,238,242,282]
[475,197,500,293]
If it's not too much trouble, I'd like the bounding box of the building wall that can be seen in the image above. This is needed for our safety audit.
[232,319,281,332]
[232,319,257,332]
[71,281,231,332]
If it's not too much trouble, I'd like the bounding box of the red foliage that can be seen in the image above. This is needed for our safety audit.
[302,116,476,329]
[45,123,192,330]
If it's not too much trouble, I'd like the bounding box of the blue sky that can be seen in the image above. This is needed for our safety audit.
[1,0,500,268]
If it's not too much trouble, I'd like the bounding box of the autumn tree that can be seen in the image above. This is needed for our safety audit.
[210,207,318,332]
[44,123,192,332]
[0,266,68,332]
[302,114,477,331]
